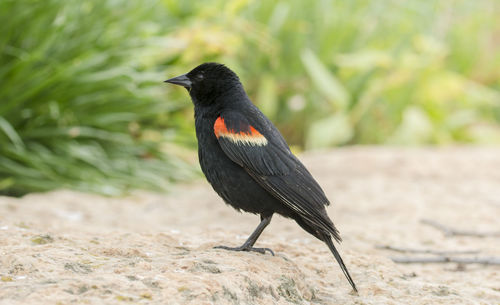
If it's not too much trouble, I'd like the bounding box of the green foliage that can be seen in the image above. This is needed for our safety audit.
[1,0,500,195]
[0,0,197,195]
[165,0,500,148]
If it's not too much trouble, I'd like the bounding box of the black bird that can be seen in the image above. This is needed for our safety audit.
[165,63,357,292]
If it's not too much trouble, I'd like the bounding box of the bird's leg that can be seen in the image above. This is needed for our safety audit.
[214,214,274,255]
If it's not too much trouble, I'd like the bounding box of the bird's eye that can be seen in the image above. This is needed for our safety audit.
[197,73,204,80]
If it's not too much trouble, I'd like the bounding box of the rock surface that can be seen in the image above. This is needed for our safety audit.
[1,147,499,304]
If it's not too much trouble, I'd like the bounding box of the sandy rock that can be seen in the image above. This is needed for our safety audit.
[0,147,499,304]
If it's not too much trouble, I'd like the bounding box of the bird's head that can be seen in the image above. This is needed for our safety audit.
[165,63,243,107]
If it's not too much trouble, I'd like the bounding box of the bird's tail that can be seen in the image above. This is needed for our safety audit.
[323,234,358,292]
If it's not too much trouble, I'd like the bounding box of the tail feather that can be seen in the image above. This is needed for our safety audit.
[323,234,358,292]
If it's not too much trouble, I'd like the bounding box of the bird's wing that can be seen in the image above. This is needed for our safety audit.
[214,111,340,240]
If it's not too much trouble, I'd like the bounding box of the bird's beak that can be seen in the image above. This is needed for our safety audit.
[164,74,192,88]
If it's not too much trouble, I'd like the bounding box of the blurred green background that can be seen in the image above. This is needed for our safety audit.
[1,0,499,196]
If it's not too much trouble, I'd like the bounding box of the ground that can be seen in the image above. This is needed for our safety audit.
[0,147,499,305]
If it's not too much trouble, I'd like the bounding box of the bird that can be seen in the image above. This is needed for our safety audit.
[165,62,357,292]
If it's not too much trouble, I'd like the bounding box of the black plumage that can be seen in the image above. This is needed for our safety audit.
[165,63,357,292]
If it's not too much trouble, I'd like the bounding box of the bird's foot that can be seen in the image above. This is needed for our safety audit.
[214,245,275,256]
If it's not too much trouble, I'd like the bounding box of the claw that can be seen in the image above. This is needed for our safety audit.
[214,245,275,256]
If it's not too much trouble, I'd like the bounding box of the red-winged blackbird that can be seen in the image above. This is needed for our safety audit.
[165,63,357,292]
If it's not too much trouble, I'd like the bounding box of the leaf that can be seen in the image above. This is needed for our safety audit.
[306,112,353,149]
[0,178,14,191]
[0,116,24,150]
[335,50,392,69]
[268,2,290,33]
[386,106,432,145]
[256,74,278,118]
[301,49,349,110]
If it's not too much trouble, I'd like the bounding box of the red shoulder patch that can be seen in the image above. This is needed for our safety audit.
[214,117,267,146]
